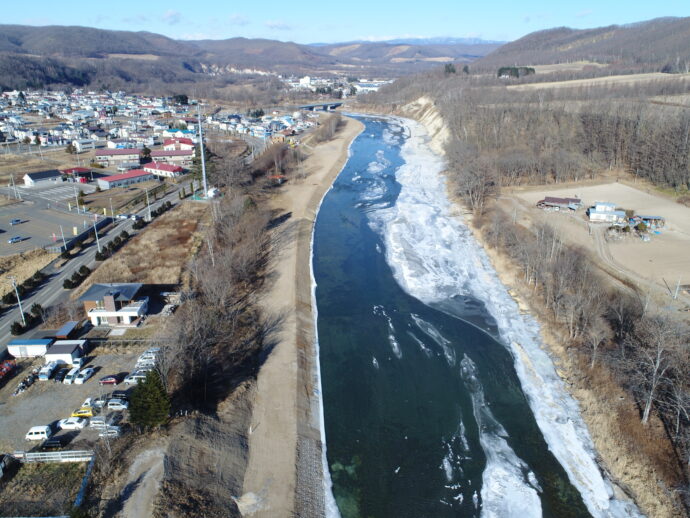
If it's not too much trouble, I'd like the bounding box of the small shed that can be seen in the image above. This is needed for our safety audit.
[7,339,53,358]
[23,170,62,187]
[55,321,79,340]
[44,340,87,366]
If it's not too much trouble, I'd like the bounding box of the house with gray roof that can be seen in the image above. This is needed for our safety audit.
[23,169,63,187]
[79,283,148,326]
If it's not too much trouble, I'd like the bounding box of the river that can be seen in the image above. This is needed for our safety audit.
[313,115,641,518]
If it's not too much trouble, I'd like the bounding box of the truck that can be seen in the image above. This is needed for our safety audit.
[38,361,59,381]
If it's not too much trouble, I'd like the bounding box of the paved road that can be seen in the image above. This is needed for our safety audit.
[0,182,190,357]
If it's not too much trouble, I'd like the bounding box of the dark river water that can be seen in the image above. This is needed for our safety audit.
[313,116,641,518]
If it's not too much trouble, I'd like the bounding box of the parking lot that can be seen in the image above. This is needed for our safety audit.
[18,183,98,206]
[0,349,142,451]
[0,204,100,255]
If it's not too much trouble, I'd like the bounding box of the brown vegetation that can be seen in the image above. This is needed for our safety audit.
[0,249,56,297]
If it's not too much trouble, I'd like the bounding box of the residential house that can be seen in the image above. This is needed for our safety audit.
[588,202,626,223]
[163,137,194,151]
[72,139,95,153]
[95,148,141,166]
[150,149,194,166]
[79,283,149,326]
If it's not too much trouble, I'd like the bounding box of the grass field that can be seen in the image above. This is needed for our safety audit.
[73,201,208,294]
[0,461,86,516]
[532,61,607,74]
[0,249,56,297]
[0,153,77,184]
[81,181,169,215]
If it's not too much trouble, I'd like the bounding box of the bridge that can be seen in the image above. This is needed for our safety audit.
[297,102,343,111]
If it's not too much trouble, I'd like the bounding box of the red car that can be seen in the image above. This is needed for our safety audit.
[99,374,123,386]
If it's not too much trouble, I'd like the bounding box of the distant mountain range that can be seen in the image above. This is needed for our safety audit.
[0,24,502,91]
[476,16,690,71]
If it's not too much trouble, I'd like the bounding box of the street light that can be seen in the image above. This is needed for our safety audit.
[7,276,26,327]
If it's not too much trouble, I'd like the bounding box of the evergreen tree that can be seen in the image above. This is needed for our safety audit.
[129,370,170,430]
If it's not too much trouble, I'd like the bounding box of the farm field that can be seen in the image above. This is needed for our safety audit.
[508,72,690,91]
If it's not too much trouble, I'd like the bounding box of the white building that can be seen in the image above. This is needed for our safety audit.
[589,202,627,223]
[72,139,95,153]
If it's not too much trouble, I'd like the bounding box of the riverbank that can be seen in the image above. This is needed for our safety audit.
[238,116,364,517]
[386,98,680,517]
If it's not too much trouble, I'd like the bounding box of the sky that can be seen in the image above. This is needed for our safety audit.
[5,1,690,44]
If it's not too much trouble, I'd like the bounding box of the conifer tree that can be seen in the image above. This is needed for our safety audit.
[129,370,170,430]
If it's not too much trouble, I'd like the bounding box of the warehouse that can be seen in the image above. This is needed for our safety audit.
[96,169,155,190]
[7,339,53,358]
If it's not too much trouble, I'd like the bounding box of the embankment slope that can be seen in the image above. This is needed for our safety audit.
[238,117,364,517]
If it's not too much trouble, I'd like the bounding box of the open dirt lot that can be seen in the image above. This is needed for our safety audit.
[0,153,78,185]
[0,203,96,255]
[512,182,690,288]
[0,350,140,452]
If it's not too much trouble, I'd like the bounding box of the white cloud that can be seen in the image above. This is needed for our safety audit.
[576,9,593,18]
[228,14,250,26]
[265,20,293,31]
[162,10,182,25]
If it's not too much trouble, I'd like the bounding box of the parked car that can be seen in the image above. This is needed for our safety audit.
[53,367,70,383]
[82,397,93,408]
[71,407,94,418]
[7,236,21,244]
[107,399,128,411]
[9,219,21,225]
[116,214,130,220]
[111,390,129,401]
[98,426,121,438]
[124,371,148,385]
[25,425,53,441]
[74,367,95,384]
[138,348,160,362]
[40,438,65,451]
[38,361,59,381]
[92,395,109,409]
[130,214,140,221]
[58,417,88,430]
[63,367,80,385]
[99,374,123,385]
[89,416,107,429]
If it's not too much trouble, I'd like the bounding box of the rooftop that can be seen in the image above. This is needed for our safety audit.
[99,170,152,182]
[79,283,143,302]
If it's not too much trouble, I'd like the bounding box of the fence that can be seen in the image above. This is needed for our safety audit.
[12,450,94,463]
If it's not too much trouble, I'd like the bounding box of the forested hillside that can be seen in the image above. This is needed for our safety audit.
[476,16,690,72]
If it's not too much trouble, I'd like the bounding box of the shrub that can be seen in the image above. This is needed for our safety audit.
[95,251,106,261]
[30,303,44,318]
[71,272,82,283]
[32,271,44,282]
[61,250,71,260]
[2,292,16,305]
[120,230,129,240]
[63,279,74,289]
[10,321,23,335]
[79,265,91,276]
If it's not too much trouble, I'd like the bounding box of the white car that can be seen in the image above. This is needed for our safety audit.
[58,417,89,430]
[98,426,121,438]
[107,399,128,411]
[73,367,95,384]
[25,425,52,441]
[89,416,107,429]
[124,371,148,385]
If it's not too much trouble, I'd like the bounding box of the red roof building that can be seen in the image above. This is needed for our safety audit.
[143,161,184,178]
[163,137,195,151]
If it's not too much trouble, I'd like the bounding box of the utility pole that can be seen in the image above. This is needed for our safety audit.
[73,183,80,213]
[8,276,26,326]
[10,174,20,200]
[145,189,151,221]
[673,278,681,300]
[197,104,208,198]
[109,197,114,220]
[93,220,101,253]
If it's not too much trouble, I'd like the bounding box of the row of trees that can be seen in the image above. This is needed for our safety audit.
[479,207,690,506]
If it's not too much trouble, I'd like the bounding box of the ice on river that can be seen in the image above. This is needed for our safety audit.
[368,117,642,518]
